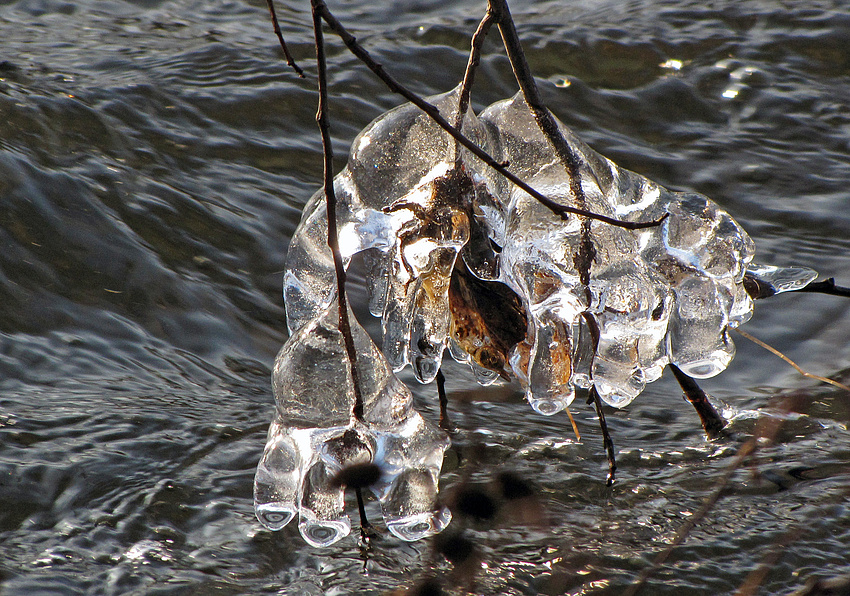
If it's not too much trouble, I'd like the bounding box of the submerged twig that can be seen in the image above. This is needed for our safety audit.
[265,0,305,77]
[310,0,364,421]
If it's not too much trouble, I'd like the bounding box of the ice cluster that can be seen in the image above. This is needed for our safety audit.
[254,299,451,546]
[256,86,816,543]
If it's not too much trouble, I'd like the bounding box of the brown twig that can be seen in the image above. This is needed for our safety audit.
[734,328,850,393]
[589,386,617,486]
[455,7,497,130]
[265,0,305,77]
[311,0,364,422]
[669,363,728,439]
[310,0,664,231]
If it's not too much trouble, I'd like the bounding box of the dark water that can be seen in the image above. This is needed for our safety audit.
[1,0,849,594]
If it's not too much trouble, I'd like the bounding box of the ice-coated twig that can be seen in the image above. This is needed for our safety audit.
[795,277,850,298]
[310,0,664,231]
[265,0,305,77]
[669,363,727,439]
[311,0,364,421]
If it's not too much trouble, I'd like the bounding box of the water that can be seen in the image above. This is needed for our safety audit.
[1,0,849,594]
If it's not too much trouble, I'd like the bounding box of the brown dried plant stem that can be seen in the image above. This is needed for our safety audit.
[589,386,617,485]
[310,0,371,537]
[310,0,662,231]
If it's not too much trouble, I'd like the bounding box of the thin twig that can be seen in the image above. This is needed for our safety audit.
[589,386,617,486]
[265,0,305,77]
[795,277,850,298]
[565,406,581,441]
[489,0,588,213]
[669,363,727,439]
[311,0,664,231]
[355,486,374,542]
[733,524,805,596]
[437,368,451,430]
[311,0,364,422]
[455,7,497,129]
[734,328,850,393]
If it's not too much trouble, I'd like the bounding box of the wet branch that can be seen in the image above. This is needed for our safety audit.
[266,0,305,77]
[436,368,452,430]
[310,0,663,231]
[589,386,617,486]
[310,0,364,423]
[795,277,850,298]
[669,364,727,439]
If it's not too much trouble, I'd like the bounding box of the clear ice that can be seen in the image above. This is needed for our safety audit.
[260,86,817,543]
[254,298,451,546]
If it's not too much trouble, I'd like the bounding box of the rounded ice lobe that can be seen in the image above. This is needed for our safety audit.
[254,299,451,544]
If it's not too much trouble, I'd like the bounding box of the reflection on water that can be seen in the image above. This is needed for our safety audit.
[1,0,849,594]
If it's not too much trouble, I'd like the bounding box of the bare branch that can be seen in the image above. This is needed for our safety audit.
[266,0,305,77]
[488,0,587,211]
[310,0,364,422]
[455,7,497,129]
[669,364,727,439]
[310,0,665,231]
[589,386,617,486]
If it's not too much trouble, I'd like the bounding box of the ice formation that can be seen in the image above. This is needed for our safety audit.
[257,86,817,543]
[254,299,451,546]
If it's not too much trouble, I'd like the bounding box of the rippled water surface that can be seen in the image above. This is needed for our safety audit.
[1,0,849,594]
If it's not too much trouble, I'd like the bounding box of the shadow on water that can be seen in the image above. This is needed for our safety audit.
[0,0,849,594]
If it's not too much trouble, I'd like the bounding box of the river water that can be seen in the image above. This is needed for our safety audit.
[1,0,849,594]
